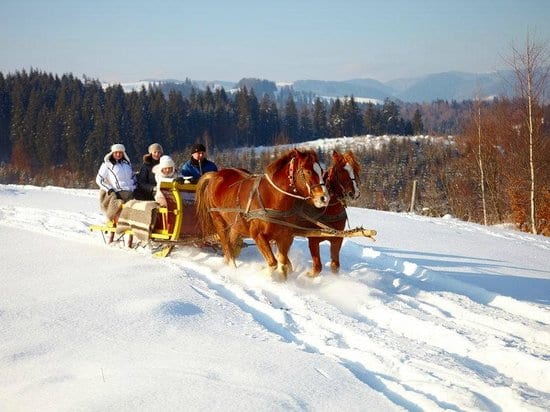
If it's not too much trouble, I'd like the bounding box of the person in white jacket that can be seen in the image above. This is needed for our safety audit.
[96,143,136,220]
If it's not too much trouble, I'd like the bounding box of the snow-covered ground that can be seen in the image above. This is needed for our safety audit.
[1,184,549,411]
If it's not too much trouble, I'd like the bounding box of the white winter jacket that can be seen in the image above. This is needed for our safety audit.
[96,157,136,192]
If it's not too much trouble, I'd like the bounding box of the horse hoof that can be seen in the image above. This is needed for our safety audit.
[266,268,286,282]
[306,270,320,278]
[272,265,288,282]
[265,265,278,277]
[225,257,237,268]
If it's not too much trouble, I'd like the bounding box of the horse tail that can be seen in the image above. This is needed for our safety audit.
[195,172,216,237]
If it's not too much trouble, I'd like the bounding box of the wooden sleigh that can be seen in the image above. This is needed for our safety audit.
[90,180,210,257]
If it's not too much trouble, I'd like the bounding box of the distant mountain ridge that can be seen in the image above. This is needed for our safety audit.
[291,71,516,102]
[111,70,519,103]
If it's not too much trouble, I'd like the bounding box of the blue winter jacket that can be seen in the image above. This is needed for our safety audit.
[180,158,218,182]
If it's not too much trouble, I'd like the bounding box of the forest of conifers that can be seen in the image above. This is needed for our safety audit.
[0,69,548,235]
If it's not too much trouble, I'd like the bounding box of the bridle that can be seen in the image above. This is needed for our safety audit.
[264,156,327,200]
[327,161,359,201]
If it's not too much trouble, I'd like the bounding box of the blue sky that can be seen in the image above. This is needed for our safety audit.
[1,0,549,84]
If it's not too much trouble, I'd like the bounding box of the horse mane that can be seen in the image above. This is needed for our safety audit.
[265,148,318,176]
[342,150,361,180]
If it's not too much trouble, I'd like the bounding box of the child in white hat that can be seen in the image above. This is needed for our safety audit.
[152,155,179,207]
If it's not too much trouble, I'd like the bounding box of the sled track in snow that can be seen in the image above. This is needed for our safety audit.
[167,242,550,412]
[2,201,549,411]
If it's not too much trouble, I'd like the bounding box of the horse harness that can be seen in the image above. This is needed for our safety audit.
[209,159,347,235]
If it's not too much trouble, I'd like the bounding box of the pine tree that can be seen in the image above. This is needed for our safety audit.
[34,106,52,168]
[235,86,252,147]
[258,94,279,146]
[282,95,299,141]
[105,84,131,158]
[213,87,235,149]
[363,102,377,134]
[312,98,328,139]
[166,90,189,152]
[51,75,87,168]
[83,106,107,176]
[149,88,167,150]
[382,99,401,134]
[9,79,32,170]
[342,96,362,137]
[329,98,344,137]
[64,101,84,171]
[412,108,424,134]
[298,105,313,142]
[0,73,12,162]
[128,87,151,159]
[188,87,204,144]
[247,89,260,147]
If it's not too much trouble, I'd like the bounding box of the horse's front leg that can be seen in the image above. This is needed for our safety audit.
[253,233,278,273]
[307,237,322,277]
[329,238,344,274]
[275,236,294,280]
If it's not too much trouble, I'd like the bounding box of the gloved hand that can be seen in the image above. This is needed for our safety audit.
[107,188,115,195]
[115,191,122,199]
[175,177,185,184]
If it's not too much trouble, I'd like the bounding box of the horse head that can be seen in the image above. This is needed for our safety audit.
[326,150,361,201]
[266,148,329,208]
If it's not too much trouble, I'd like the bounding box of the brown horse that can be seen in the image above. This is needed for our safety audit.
[195,149,330,279]
[300,150,361,276]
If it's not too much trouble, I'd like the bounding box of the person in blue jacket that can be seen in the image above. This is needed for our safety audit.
[180,143,218,182]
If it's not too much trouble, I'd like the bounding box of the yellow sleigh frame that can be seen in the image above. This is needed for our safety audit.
[90,180,199,256]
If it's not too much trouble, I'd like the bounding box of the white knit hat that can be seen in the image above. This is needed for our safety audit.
[158,155,175,169]
[105,143,130,162]
[148,143,163,154]
[153,155,176,178]
[111,143,126,153]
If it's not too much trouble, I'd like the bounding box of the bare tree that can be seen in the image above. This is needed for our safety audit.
[474,97,488,225]
[504,31,549,234]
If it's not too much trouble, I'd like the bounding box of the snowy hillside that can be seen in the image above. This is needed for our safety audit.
[1,184,549,411]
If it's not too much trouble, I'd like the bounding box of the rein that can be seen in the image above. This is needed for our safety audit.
[264,173,311,200]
